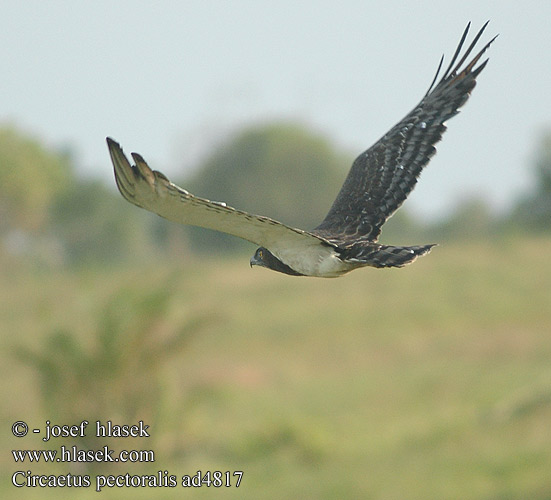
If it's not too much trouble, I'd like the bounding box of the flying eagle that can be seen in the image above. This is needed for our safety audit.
[108,22,496,278]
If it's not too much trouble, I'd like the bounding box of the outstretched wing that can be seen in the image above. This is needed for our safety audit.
[314,22,497,243]
[107,138,332,252]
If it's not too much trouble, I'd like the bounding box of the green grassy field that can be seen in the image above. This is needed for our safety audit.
[2,237,551,499]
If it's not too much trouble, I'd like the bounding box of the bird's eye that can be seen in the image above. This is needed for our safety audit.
[258,249,263,258]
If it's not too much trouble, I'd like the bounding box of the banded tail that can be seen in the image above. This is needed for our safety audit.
[341,243,436,269]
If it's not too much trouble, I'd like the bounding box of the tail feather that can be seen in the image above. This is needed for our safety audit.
[342,243,436,268]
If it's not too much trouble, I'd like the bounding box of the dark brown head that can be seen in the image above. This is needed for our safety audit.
[250,247,304,276]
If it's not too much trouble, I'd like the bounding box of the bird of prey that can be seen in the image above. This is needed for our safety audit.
[108,22,495,278]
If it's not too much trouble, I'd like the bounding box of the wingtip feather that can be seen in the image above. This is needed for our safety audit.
[106,138,138,202]
[131,152,156,185]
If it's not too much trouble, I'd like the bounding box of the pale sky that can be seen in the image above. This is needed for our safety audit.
[2,0,550,220]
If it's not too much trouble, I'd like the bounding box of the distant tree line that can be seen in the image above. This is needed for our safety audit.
[508,132,551,232]
[0,122,550,267]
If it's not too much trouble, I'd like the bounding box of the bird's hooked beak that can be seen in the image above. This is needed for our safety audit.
[250,254,261,268]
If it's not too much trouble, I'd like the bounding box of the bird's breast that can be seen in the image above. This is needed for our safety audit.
[274,245,356,278]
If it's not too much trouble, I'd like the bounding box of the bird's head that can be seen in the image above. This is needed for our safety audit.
[250,247,269,269]
[250,247,304,276]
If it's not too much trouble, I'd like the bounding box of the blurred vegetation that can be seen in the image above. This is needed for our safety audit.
[0,126,70,233]
[508,130,551,232]
[1,121,551,498]
[14,284,211,471]
[2,238,551,499]
[424,195,498,242]
[50,179,156,266]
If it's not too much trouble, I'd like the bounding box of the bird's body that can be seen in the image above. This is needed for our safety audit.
[258,245,348,278]
[108,22,496,278]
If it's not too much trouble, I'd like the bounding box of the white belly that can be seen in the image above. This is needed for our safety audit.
[274,245,357,278]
